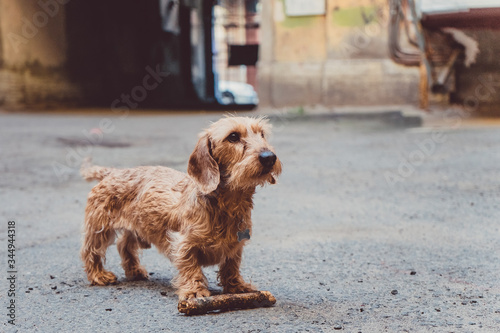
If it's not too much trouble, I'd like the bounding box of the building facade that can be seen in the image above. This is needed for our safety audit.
[257,0,420,108]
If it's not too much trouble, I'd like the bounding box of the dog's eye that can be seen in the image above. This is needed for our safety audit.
[227,132,240,143]
[261,131,265,138]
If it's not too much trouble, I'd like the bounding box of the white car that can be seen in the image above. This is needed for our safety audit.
[218,81,259,105]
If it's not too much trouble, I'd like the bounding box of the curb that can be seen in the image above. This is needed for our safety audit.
[264,110,423,128]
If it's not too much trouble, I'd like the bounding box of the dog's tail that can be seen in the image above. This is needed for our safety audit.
[80,157,114,182]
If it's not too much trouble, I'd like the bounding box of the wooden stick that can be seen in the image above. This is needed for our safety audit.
[178,291,276,315]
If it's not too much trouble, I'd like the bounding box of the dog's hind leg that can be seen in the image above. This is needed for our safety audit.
[117,230,149,281]
[81,215,118,286]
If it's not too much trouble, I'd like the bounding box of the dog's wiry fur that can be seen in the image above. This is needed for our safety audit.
[80,117,281,300]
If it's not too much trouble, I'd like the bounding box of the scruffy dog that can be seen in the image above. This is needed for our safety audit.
[80,117,281,300]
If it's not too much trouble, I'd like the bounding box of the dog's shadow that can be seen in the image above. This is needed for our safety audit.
[84,274,224,300]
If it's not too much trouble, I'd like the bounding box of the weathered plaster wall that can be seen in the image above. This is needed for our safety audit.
[0,0,67,68]
[258,0,420,108]
[0,0,81,108]
[0,0,165,109]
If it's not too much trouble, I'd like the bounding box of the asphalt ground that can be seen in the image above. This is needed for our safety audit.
[0,110,499,332]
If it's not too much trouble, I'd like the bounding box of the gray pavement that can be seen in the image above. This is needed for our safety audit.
[0,110,499,332]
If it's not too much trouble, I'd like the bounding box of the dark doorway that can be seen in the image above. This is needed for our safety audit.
[64,0,258,109]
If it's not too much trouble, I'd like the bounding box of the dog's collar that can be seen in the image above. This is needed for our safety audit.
[236,217,250,242]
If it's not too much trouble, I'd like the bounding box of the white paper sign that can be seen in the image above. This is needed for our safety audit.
[285,0,326,17]
[420,0,500,14]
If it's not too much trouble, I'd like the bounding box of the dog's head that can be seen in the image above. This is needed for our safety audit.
[188,116,282,194]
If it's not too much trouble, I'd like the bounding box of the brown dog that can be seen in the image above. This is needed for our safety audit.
[80,116,282,300]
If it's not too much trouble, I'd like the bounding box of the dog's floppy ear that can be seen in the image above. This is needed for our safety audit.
[188,134,220,194]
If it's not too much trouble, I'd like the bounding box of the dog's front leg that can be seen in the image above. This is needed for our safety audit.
[218,247,257,294]
[172,245,211,300]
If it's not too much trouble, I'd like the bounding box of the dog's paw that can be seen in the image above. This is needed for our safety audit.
[125,266,149,281]
[224,282,257,294]
[90,270,118,286]
[178,288,211,300]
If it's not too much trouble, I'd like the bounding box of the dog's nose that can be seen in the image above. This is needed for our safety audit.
[259,150,277,168]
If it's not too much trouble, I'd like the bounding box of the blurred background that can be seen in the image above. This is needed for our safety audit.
[0,0,498,113]
[2,2,500,331]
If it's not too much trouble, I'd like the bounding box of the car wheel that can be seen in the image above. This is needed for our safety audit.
[220,91,235,105]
